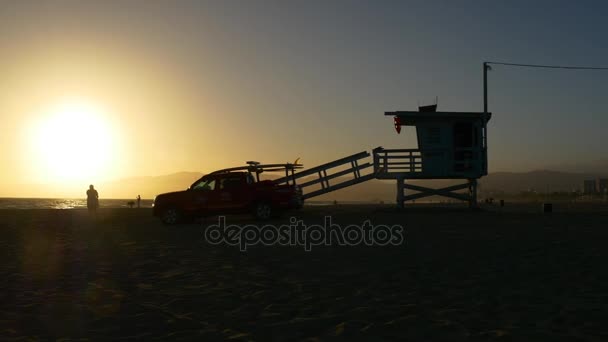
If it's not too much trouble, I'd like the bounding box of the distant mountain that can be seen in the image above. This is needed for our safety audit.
[98,172,203,199]
[278,170,604,201]
[0,172,205,199]
[479,170,599,194]
[2,169,605,200]
[543,160,608,176]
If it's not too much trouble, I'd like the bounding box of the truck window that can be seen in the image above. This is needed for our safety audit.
[192,179,216,191]
[219,176,244,190]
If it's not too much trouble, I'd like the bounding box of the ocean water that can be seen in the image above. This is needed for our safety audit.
[0,198,155,210]
[0,198,370,209]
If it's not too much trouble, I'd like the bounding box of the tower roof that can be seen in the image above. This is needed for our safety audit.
[385,111,491,125]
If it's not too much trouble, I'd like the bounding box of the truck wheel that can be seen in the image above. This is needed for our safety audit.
[161,208,180,225]
[254,202,272,220]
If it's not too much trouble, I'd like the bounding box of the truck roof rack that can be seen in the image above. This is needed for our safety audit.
[209,162,304,183]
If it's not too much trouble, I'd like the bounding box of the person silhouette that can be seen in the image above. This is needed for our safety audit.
[87,184,99,214]
[137,195,141,208]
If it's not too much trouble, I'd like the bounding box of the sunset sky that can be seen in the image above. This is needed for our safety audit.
[1,1,607,196]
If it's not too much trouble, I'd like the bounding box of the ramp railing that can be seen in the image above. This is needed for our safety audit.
[274,151,375,199]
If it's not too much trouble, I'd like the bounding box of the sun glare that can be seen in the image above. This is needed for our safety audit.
[32,100,116,183]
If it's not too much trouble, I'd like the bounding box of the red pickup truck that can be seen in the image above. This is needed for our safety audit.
[153,166,303,224]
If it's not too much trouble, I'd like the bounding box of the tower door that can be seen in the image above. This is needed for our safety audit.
[453,122,478,173]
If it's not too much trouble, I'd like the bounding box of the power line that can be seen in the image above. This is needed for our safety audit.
[485,61,608,70]
[482,60,608,112]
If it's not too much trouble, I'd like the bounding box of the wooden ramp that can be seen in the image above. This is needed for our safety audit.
[273,147,480,207]
[273,151,375,199]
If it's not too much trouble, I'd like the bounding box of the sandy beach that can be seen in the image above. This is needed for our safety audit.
[1,203,607,340]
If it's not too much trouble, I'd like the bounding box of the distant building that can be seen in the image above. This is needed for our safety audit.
[598,179,608,195]
[583,179,597,195]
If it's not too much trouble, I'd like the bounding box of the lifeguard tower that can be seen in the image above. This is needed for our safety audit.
[272,104,491,208]
[375,109,491,207]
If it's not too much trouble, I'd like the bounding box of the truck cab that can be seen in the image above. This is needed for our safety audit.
[153,164,303,224]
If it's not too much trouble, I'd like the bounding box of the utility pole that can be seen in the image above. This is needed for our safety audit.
[483,62,490,112]
[482,62,491,174]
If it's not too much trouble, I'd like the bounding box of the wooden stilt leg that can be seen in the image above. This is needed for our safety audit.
[396,176,404,208]
[469,179,478,209]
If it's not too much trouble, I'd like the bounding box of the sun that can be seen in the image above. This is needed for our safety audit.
[31,100,117,183]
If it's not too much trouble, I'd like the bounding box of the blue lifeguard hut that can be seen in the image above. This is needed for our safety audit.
[375,109,491,207]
